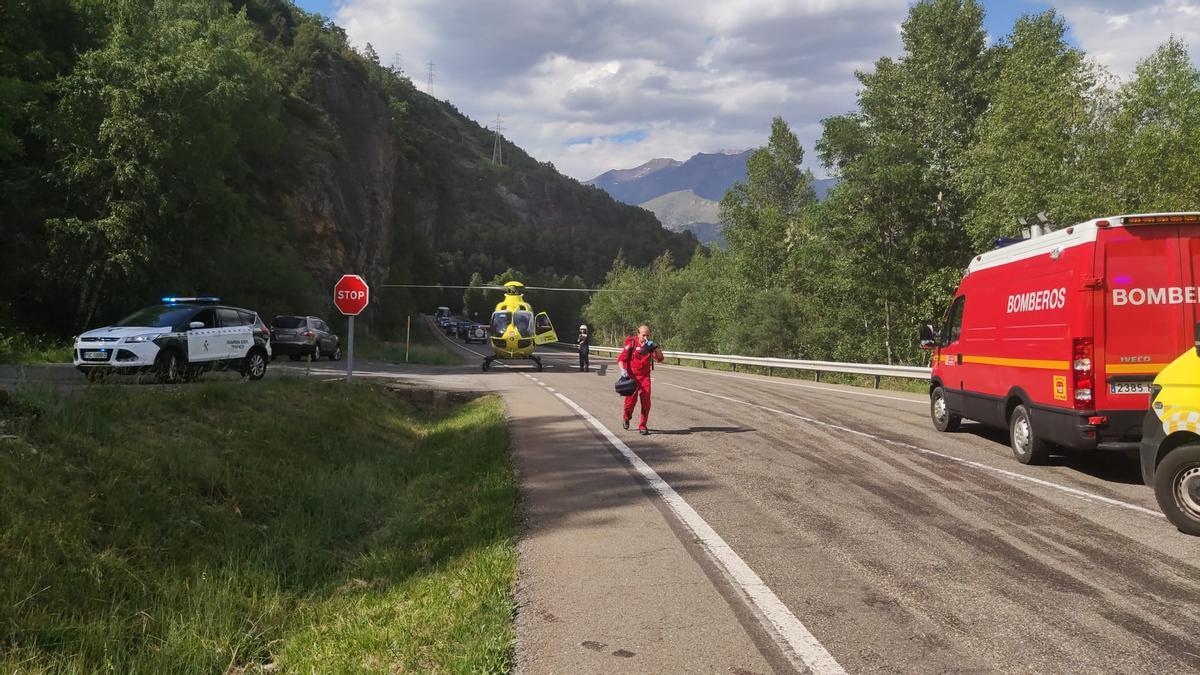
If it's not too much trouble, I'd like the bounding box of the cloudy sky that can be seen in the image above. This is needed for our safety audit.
[293,0,1200,180]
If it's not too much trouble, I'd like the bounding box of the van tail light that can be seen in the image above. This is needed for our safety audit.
[1072,337,1094,409]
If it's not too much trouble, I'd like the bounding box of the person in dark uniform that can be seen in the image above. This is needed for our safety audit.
[576,324,590,372]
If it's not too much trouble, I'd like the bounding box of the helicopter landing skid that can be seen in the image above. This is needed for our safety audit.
[481,354,543,372]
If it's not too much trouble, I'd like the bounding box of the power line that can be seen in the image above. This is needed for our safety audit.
[491,114,504,166]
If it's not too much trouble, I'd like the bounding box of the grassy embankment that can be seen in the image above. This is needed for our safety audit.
[0,379,517,672]
[358,317,464,367]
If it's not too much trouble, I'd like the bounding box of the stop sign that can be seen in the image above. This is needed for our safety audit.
[333,274,370,316]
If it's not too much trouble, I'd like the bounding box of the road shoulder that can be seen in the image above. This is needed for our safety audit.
[504,381,778,674]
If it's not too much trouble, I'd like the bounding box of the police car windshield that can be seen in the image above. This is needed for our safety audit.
[115,305,196,328]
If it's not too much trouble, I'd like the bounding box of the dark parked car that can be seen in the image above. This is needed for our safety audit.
[270,315,341,361]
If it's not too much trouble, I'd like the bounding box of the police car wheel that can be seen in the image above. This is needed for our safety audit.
[244,350,267,381]
[930,386,960,432]
[1009,405,1049,465]
[1154,444,1200,536]
[156,351,182,384]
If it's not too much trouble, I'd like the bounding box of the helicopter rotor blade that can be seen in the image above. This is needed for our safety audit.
[378,283,630,293]
[378,284,507,291]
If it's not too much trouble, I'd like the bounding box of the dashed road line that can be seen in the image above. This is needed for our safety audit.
[552,390,847,674]
[666,382,1163,519]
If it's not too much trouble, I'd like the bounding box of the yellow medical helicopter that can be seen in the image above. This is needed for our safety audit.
[385,280,615,371]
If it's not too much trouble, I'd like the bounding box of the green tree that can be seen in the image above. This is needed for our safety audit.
[1107,38,1200,212]
[721,116,816,289]
[815,0,993,363]
[49,0,282,328]
[959,10,1100,248]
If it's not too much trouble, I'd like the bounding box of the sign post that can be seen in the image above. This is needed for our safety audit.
[333,274,370,382]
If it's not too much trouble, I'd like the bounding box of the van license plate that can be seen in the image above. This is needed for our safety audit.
[1109,382,1151,395]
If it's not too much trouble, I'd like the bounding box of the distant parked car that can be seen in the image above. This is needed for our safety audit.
[443,320,459,336]
[270,315,341,361]
[460,322,487,343]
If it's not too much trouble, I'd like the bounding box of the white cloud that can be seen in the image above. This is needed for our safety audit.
[1055,1,1200,78]
[334,0,906,179]
[331,1,1200,181]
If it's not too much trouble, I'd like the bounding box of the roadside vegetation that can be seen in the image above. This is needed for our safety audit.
[589,1,1200,368]
[0,380,517,672]
[358,318,463,366]
[0,331,71,364]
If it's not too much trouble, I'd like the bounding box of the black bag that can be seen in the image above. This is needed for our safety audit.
[614,344,638,396]
[615,374,638,396]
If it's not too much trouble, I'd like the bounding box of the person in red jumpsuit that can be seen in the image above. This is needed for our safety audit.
[618,324,664,435]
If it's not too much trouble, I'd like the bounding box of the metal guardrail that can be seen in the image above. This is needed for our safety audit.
[557,343,931,388]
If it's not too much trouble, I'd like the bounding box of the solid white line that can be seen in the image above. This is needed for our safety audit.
[666,383,1164,519]
[553,391,847,674]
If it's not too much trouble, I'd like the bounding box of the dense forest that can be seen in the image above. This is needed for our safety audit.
[0,0,696,341]
[587,0,1200,364]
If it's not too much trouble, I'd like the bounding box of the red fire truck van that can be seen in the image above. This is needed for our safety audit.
[921,213,1200,464]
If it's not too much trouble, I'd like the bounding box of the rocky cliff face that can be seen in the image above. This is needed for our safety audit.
[272,53,696,310]
[276,60,398,294]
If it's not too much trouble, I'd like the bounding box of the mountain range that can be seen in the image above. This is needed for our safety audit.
[588,151,837,246]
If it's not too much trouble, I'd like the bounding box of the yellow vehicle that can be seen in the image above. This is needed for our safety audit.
[481,281,558,371]
[387,280,567,371]
[1140,325,1200,536]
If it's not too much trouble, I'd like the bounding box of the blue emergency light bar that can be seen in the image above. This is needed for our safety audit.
[161,296,220,304]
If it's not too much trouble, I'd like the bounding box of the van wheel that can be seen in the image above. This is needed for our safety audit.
[1009,405,1049,465]
[1154,444,1200,536]
[156,351,182,385]
[930,386,961,432]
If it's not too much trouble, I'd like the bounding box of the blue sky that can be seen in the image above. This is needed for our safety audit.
[291,0,1196,179]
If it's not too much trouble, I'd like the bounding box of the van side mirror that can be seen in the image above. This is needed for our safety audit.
[919,324,938,350]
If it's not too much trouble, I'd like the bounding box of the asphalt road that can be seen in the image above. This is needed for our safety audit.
[427,328,1200,674]
[8,330,1199,673]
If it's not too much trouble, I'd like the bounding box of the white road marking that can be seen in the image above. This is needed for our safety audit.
[667,383,1164,519]
[553,391,847,674]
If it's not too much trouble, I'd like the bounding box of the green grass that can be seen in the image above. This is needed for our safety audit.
[0,332,71,364]
[358,319,463,366]
[0,380,517,673]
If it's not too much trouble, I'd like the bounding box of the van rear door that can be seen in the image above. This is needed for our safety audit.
[1097,223,1191,410]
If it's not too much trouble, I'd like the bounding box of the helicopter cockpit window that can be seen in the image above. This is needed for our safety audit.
[491,312,512,335]
[513,311,534,338]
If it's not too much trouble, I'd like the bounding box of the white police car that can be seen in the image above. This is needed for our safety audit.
[73,297,272,383]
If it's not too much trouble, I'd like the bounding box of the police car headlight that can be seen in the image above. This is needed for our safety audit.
[125,334,158,343]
